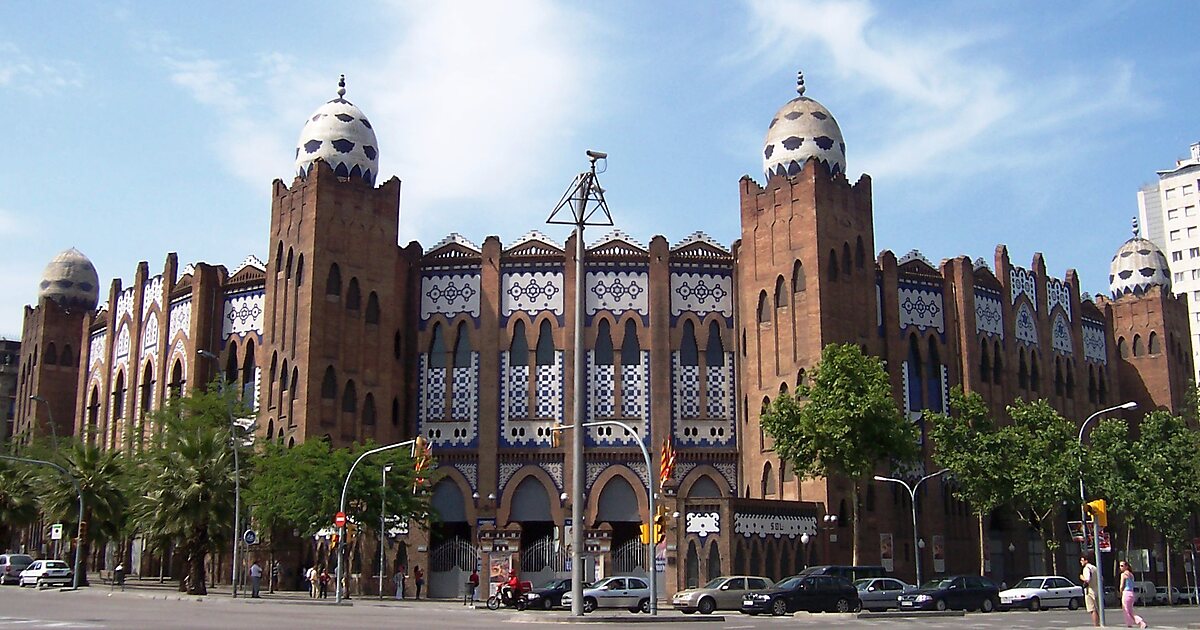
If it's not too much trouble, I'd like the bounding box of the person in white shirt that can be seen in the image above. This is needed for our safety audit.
[249,561,263,598]
[1080,554,1100,627]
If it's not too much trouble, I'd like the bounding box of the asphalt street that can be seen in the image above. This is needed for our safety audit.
[0,585,1198,629]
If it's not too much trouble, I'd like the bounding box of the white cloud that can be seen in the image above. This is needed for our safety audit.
[0,42,83,95]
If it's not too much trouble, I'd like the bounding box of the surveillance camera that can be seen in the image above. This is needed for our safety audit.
[586,150,607,160]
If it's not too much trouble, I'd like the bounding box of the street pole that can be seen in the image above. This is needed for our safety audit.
[1,454,82,589]
[196,350,240,598]
[552,419,657,615]
[379,463,392,600]
[548,150,613,617]
[337,439,420,604]
[29,396,58,449]
[874,469,947,586]
[1078,401,1136,627]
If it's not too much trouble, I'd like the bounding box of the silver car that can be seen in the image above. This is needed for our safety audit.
[561,576,652,613]
[673,575,774,614]
[854,577,915,611]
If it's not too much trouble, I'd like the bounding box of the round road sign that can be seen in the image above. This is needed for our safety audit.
[334,512,347,528]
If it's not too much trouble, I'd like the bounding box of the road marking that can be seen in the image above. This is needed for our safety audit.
[0,618,104,628]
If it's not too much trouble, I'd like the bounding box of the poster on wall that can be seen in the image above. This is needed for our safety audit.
[932,535,945,574]
[880,533,894,572]
[489,553,512,584]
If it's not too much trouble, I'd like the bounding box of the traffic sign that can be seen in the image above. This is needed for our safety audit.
[243,529,259,546]
[334,512,347,528]
[50,523,63,541]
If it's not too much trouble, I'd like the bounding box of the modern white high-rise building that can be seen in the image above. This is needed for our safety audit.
[1138,141,1200,380]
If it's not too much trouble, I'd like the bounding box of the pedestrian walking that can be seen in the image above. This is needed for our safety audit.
[1080,554,1100,627]
[307,566,318,598]
[249,560,263,598]
[413,566,424,599]
[319,567,330,598]
[1119,560,1148,628]
[393,567,406,600]
[467,569,479,605]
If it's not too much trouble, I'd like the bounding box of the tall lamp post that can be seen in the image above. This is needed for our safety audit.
[0,454,82,589]
[1078,400,1137,628]
[196,349,242,598]
[547,149,613,617]
[29,395,58,449]
[551,420,658,615]
[874,468,948,586]
[379,463,393,600]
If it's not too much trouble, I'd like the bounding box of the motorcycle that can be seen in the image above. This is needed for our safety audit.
[486,584,528,610]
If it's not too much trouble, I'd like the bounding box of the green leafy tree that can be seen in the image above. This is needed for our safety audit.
[1130,412,1200,586]
[0,460,39,550]
[1002,399,1081,574]
[1084,417,1140,551]
[927,387,1013,574]
[761,343,919,563]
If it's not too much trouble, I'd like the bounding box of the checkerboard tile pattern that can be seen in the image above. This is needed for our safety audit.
[535,358,562,419]
[621,362,643,417]
[705,362,728,417]
[677,363,701,418]
[590,357,616,419]
[451,363,476,420]
[426,366,446,420]
[672,351,736,448]
[507,362,529,418]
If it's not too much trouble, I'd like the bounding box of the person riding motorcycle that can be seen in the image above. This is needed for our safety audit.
[501,571,523,605]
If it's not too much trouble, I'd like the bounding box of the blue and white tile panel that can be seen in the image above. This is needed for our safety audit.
[222,289,265,340]
[417,353,479,448]
[1082,318,1108,365]
[672,352,735,447]
[113,323,131,376]
[585,270,649,321]
[669,271,733,322]
[499,352,562,447]
[420,272,481,323]
[1010,266,1037,309]
[88,331,106,369]
[897,281,944,335]
[142,316,159,352]
[1015,302,1038,346]
[141,275,163,318]
[974,290,1004,339]
[536,354,564,419]
[733,512,816,539]
[901,362,920,423]
[686,511,720,538]
[169,297,192,341]
[1051,313,1072,355]
[1047,278,1071,321]
[115,286,136,323]
[501,270,564,320]
[586,351,650,447]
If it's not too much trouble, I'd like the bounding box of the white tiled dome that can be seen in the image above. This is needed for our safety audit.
[39,247,99,311]
[763,71,846,180]
[1109,221,1171,298]
[294,75,379,185]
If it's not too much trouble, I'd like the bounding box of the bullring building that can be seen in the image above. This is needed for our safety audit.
[12,73,1193,596]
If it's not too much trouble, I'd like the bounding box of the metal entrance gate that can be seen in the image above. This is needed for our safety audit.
[428,539,478,599]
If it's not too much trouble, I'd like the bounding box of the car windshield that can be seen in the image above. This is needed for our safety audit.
[702,577,725,589]
[1013,578,1043,589]
[853,579,872,589]
[775,576,802,590]
[921,580,953,590]
[45,561,68,569]
[8,555,33,565]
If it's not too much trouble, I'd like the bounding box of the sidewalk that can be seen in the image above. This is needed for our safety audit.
[82,573,469,607]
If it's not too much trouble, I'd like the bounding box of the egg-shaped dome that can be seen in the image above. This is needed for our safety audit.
[294,75,379,185]
[763,71,846,180]
[1109,220,1171,298]
[38,247,100,311]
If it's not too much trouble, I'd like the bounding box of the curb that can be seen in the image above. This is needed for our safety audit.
[855,610,966,618]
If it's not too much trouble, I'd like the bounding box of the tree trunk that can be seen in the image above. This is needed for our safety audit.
[851,481,860,566]
[1166,540,1173,603]
[977,512,986,576]
[187,542,207,596]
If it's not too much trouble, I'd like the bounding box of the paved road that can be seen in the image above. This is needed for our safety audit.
[0,585,1197,629]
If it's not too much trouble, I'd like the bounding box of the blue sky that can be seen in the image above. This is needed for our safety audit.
[2,1,1198,338]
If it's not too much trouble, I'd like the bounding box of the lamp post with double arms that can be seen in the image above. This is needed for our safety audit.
[873,469,948,586]
[196,349,241,598]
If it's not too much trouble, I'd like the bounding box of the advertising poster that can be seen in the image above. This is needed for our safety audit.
[880,533,894,572]
[932,535,945,574]
[489,553,512,584]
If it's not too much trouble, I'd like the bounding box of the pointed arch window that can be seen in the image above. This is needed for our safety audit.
[429,323,448,368]
[680,320,699,366]
[1118,336,1129,358]
[1054,358,1064,396]
[366,292,380,324]
[979,341,991,382]
[45,343,57,365]
[1132,334,1142,356]
[926,337,942,413]
[510,321,529,366]
[756,291,771,323]
[705,321,725,367]
[346,278,361,311]
[906,334,923,411]
[792,260,806,292]
[286,248,294,280]
[1066,361,1075,399]
[1149,331,1160,354]
[169,360,185,397]
[296,254,304,286]
[326,263,342,296]
[774,276,787,308]
[453,322,472,368]
[762,462,775,497]
[1018,350,1028,389]
[241,342,256,403]
[61,344,74,367]
[280,359,290,408]
[1087,366,1097,403]
[289,368,298,424]
[992,340,1003,385]
[595,320,614,365]
[363,393,376,425]
[1030,350,1041,391]
[842,242,852,277]
[827,249,839,281]
[268,353,277,407]
[113,372,126,419]
[225,341,239,384]
[536,320,555,365]
[342,380,357,414]
[321,366,337,399]
[87,386,100,440]
[621,320,641,365]
[140,362,155,413]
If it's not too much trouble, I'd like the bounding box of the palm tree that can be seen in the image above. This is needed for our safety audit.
[37,441,128,586]
[0,461,39,550]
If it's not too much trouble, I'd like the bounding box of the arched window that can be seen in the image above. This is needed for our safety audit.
[1149,331,1159,354]
[1088,366,1097,403]
[321,366,337,399]
[992,340,1003,385]
[225,341,239,384]
[346,278,361,311]
[363,393,376,425]
[279,359,290,408]
[61,344,74,367]
[621,320,641,365]
[1066,361,1076,399]
[762,462,775,497]
[680,320,699,366]
[1030,350,1041,391]
[926,337,942,413]
[113,372,126,419]
[774,276,787,308]
[170,360,184,397]
[1132,334,1142,357]
[275,241,284,272]
[391,397,400,426]
[706,542,721,582]
[1054,358,1064,396]
[296,254,304,286]
[756,291,771,323]
[326,263,342,297]
[286,248,294,280]
[536,320,555,365]
[979,341,991,382]
[1098,372,1108,404]
[289,369,298,422]
[792,260,806,293]
[705,321,725,367]
[140,362,154,413]
[841,242,852,277]
[906,334,923,411]
[827,250,839,281]
[685,542,700,589]
[45,343,57,365]
[87,386,100,438]
[429,323,447,368]
[241,342,255,402]
[594,320,614,365]
[366,292,380,324]
[268,353,277,407]
[342,380,357,414]
[510,321,529,366]
[1018,350,1029,389]
[267,419,275,441]
[1118,336,1129,358]
[856,236,866,269]
[453,322,472,368]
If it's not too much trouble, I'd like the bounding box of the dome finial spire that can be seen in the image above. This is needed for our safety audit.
[1132,216,1140,238]
[337,74,346,98]
[796,69,806,96]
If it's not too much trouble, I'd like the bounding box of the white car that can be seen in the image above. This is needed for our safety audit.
[1154,586,1184,605]
[18,560,72,588]
[560,576,652,614]
[999,575,1083,611]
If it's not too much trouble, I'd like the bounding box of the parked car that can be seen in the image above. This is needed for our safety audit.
[1153,586,1184,605]
[560,576,651,614]
[1130,581,1156,606]
[524,578,584,610]
[1104,586,1119,607]
[0,554,34,585]
[897,575,1000,612]
[672,575,774,614]
[854,577,916,611]
[741,573,861,615]
[799,565,887,582]
[999,575,1083,611]
[18,560,72,588]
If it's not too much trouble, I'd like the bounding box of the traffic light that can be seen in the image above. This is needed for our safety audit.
[330,533,339,548]
[413,437,432,492]
[1085,499,1108,527]
[550,424,563,448]
[654,510,668,545]
[640,523,650,545]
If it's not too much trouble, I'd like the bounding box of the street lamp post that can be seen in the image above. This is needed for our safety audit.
[29,395,58,449]
[548,150,613,618]
[0,454,82,589]
[873,469,948,586]
[1078,400,1137,628]
[379,463,393,600]
[551,420,658,615]
[196,349,241,598]
[800,533,811,569]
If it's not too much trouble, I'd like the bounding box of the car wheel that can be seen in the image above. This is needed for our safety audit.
[935,598,947,611]
[772,598,789,616]
[698,598,716,615]
[1068,597,1080,611]
[982,597,996,613]
[543,598,554,610]
[639,599,650,614]
[583,597,597,614]
[1028,597,1040,612]
[835,598,851,613]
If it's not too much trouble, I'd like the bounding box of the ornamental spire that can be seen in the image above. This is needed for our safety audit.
[796,70,806,96]
[1132,216,1140,238]
[337,74,346,98]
